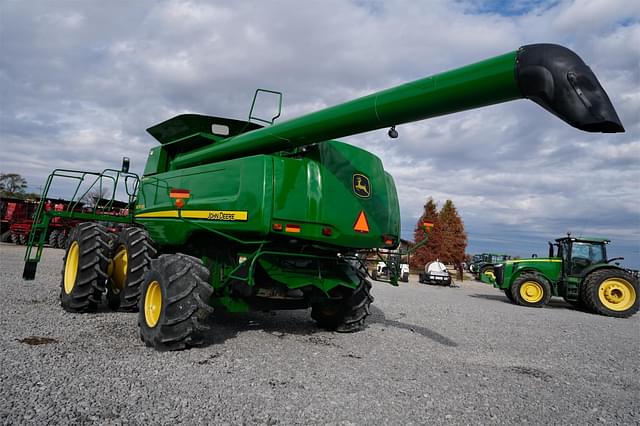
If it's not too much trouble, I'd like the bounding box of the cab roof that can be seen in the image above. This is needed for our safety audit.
[555,236,610,244]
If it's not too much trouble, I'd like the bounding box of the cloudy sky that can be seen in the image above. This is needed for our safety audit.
[1,0,639,266]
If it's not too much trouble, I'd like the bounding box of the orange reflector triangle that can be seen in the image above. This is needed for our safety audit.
[353,211,370,233]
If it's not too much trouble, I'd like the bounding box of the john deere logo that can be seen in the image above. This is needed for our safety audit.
[353,174,371,198]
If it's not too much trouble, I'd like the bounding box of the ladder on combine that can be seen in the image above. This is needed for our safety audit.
[22,167,139,280]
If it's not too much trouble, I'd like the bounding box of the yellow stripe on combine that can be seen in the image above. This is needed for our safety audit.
[505,259,562,264]
[136,210,248,221]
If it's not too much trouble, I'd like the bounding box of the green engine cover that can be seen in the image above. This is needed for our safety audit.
[135,140,399,250]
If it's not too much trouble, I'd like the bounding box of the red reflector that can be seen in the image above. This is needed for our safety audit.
[353,211,370,233]
[285,224,301,233]
[169,188,191,199]
[272,223,283,231]
[322,227,332,236]
[174,198,185,209]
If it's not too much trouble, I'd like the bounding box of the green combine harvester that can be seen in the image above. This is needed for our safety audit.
[22,44,631,351]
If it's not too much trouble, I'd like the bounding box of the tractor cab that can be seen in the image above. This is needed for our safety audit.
[556,236,610,278]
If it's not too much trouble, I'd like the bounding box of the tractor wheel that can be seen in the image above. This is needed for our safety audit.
[10,232,19,244]
[582,269,639,318]
[57,230,67,249]
[59,223,110,313]
[18,234,27,245]
[107,227,156,311]
[138,254,214,351]
[49,230,60,247]
[311,270,374,333]
[510,272,551,308]
[504,289,515,303]
[402,272,409,283]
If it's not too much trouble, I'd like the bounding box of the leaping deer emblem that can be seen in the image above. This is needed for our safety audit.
[353,174,370,197]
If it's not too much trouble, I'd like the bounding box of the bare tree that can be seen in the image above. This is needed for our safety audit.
[0,173,28,197]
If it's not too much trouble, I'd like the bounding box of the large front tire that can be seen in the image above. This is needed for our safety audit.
[311,271,374,333]
[582,269,638,318]
[510,272,551,308]
[107,227,156,311]
[138,254,214,351]
[59,223,110,313]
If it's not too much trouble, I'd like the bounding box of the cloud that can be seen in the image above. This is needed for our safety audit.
[0,0,638,266]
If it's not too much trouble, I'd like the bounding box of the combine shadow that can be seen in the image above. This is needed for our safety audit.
[365,306,458,347]
[200,310,317,347]
[197,305,458,349]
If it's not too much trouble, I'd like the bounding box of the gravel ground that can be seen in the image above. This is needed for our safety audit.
[1,242,638,425]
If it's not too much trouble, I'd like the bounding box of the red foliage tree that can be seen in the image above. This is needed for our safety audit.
[410,198,443,270]
[411,198,467,272]
[438,199,467,265]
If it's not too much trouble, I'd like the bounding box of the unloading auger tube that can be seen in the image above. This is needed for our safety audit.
[171,43,623,169]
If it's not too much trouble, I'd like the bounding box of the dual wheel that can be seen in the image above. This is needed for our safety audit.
[60,222,215,350]
[48,229,67,249]
[505,270,638,318]
[60,223,155,313]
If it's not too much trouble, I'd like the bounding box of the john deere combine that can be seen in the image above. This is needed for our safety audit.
[23,44,628,350]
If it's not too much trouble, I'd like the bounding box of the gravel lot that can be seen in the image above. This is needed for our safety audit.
[1,242,638,425]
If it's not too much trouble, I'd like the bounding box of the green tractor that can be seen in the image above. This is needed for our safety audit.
[22,44,626,350]
[491,235,638,318]
[470,253,511,281]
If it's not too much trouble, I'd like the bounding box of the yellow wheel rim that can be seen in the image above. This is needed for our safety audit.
[111,245,128,291]
[598,278,636,311]
[484,271,496,280]
[520,281,544,303]
[63,241,80,295]
[144,280,162,327]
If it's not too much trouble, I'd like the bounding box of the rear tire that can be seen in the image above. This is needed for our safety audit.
[49,230,60,247]
[57,230,67,249]
[18,234,26,245]
[138,254,214,351]
[312,270,374,333]
[582,269,638,318]
[59,223,110,313]
[510,272,551,308]
[107,227,156,311]
[10,232,19,244]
